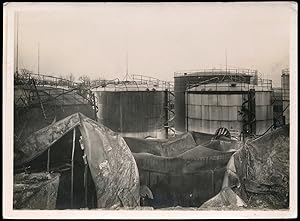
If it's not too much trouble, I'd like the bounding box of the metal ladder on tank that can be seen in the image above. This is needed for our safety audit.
[240,89,256,141]
[164,89,176,138]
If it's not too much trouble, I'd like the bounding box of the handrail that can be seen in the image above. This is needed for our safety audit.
[16,70,175,92]
[92,74,174,91]
[187,78,272,92]
[174,68,258,77]
[15,69,78,89]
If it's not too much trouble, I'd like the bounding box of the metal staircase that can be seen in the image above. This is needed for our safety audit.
[240,89,256,139]
[164,89,176,138]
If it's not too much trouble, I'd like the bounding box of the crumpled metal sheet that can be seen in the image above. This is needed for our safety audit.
[14,112,140,208]
[161,132,196,157]
[200,187,246,209]
[124,132,197,158]
[133,145,233,175]
[15,113,80,166]
[78,114,140,208]
[201,125,290,209]
[13,172,60,209]
[204,139,243,152]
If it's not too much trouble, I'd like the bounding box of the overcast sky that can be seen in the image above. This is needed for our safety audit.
[14,2,295,86]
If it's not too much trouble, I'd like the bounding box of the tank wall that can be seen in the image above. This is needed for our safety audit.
[272,89,284,127]
[186,93,244,135]
[281,74,290,124]
[174,75,253,132]
[187,91,273,136]
[255,91,273,135]
[138,167,226,208]
[95,91,167,138]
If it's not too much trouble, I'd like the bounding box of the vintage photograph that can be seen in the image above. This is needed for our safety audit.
[3,2,297,219]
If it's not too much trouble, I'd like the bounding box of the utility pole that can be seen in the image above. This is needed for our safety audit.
[225,48,227,74]
[125,50,129,81]
[16,12,19,74]
[37,42,40,74]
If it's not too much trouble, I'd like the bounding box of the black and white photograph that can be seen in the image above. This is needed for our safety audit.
[2,2,298,219]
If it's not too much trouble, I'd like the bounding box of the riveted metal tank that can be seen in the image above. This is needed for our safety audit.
[93,75,174,139]
[174,68,256,133]
[186,76,273,137]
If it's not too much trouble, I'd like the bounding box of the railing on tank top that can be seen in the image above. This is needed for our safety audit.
[14,69,78,89]
[174,68,258,77]
[14,70,97,115]
[187,78,272,92]
[91,74,174,92]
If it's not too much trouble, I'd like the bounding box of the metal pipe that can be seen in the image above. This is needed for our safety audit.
[71,128,76,208]
[47,148,50,172]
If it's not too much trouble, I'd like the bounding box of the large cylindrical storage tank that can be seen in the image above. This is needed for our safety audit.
[174,75,202,133]
[174,69,255,133]
[281,69,290,124]
[93,83,169,139]
[186,83,244,136]
[255,90,274,135]
[186,79,273,137]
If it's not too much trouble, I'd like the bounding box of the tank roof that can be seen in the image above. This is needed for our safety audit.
[174,68,258,78]
[282,68,289,75]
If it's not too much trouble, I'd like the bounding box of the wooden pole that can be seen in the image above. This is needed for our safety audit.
[71,128,76,208]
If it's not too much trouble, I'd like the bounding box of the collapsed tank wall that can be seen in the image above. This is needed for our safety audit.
[138,166,227,208]
[14,86,95,143]
[95,91,167,139]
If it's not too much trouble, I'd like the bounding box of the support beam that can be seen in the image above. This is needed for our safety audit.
[47,148,50,172]
[84,163,88,207]
[71,128,76,208]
